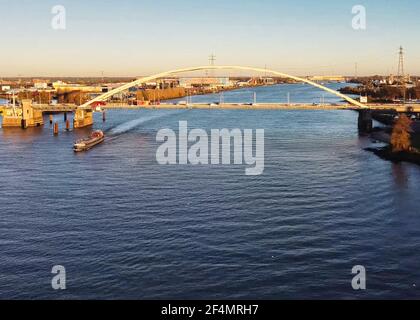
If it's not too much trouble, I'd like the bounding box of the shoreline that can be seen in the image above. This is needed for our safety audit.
[366,146,420,166]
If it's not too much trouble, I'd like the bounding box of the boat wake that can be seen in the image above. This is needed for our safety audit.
[107,110,185,137]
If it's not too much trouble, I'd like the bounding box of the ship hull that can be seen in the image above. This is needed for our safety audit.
[73,135,105,152]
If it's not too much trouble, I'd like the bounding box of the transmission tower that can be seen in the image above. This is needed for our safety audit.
[397,46,405,82]
[209,53,216,78]
[209,54,216,67]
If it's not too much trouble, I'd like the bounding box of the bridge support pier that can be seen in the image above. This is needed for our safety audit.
[21,100,44,128]
[358,109,373,133]
[73,108,93,129]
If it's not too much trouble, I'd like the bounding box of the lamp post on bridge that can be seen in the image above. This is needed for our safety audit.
[320,94,325,106]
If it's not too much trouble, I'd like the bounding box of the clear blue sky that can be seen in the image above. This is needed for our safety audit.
[0,0,419,77]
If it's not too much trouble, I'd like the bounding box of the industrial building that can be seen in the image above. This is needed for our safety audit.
[178,77,232,89]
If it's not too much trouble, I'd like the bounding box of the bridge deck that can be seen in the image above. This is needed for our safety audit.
[102,103,420,112]
[103,103,358,110]
[32,104,77,112]
[2,103,420,112]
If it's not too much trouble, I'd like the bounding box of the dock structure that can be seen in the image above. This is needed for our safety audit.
[1,107,22,127]
[1,99,43,128]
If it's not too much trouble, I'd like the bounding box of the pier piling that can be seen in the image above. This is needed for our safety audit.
[49,115,53,124]
[53,122,59,135]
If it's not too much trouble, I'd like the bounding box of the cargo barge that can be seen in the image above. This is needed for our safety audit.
[73,130,105,152]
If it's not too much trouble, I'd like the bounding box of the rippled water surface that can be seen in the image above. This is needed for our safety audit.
[1,85,420,299]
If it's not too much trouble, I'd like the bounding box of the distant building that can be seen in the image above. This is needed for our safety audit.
[261,77,275,85]
[0,80,14,86]
[388,73,413,85]
[161,78,179,89]
[179,77,232,89]
[236,81,250,87]
[135,79,180,90]
[103,83,130,92]
[53,81,104,93]
[1,85,11,91]
[308,75,346,82]
[33,79,49,90]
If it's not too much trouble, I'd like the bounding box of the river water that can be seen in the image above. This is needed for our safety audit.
[168,82,355,104]
[1,84,420,299]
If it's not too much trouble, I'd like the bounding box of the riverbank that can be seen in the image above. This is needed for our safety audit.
[340,84,420,104]
[366,146,420,165]
[367,114,420,166]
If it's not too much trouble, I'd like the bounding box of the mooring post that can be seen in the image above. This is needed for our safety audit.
[65,119,70,131]
[53,122,59,135]
[49,114,53,124]
[358,109,373,133]
[64,112,67,122]
[102,111,106,122]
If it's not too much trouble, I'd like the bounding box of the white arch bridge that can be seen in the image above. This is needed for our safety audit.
[79,65,369,110]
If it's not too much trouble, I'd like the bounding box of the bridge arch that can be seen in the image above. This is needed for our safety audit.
[80,66,368,109]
